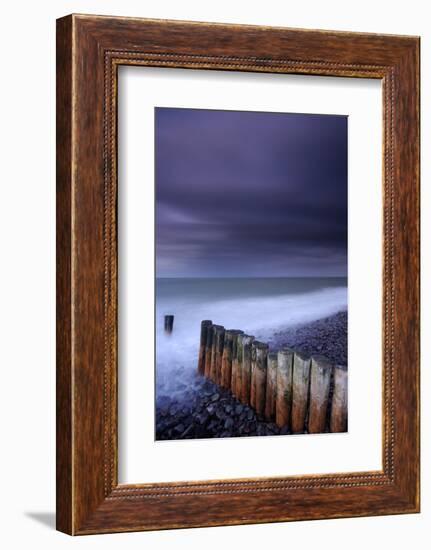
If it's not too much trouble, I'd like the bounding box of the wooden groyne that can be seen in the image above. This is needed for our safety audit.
[197,320,347,434]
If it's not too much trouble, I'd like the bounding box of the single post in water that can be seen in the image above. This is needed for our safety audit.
[198,320,212,376]
[265,352,278,421]
[240,335,255,405]
[291,351,311,434]
[275,348,293,429]
[329,365,348,433]
[253,341,269,417]
[164,315,174,333]
[308,355,333,433]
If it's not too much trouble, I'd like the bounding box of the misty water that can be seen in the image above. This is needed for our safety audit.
[155,277,347,402]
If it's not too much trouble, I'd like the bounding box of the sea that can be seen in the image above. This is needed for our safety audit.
[155,277,347,400]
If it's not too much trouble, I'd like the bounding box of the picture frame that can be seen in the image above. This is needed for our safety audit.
[56,14,420,535]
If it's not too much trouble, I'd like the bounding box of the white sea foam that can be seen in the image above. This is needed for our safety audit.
[155,282,347,396]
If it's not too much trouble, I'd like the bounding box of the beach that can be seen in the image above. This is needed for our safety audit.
[155,310,347,440]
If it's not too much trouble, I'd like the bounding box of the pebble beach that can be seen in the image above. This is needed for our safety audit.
[155,311,347,441]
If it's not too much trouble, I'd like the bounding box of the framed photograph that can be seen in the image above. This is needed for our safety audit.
[56,14,420,534]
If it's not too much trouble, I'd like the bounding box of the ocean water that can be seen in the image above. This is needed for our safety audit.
[155,277,347,399]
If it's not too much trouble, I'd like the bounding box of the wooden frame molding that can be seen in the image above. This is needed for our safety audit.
[56,14,420,534]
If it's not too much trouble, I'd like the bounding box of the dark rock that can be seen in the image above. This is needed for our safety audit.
[211,393,220,402]
[216,409,226,421]
[267,423,279,434]
[164,417,177,429]
[196,412,209,425]
[224,417,234,429]
[182,415,193,426]
[208,420,220,432]
[169,404,180,416]
[180,424,194,438]
[174,423,185,434]
[158,395,171,408]
[257,424,267,436]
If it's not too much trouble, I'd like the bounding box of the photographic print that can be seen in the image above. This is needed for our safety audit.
[155,107,348,441]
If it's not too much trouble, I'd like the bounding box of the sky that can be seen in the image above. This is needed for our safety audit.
[155,107,347,278]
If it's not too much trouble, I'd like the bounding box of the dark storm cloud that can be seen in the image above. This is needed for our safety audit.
[155,107,347,277]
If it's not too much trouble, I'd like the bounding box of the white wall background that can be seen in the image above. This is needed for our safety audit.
[0,1,427,548]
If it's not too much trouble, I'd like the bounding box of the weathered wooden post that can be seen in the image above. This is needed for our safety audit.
[253,342,268,417]
[230,331,244,395]
[215,326,225,385]
[222,330,242,390]
[291,351,311,434]
[220,330,233,389]
[204,322,213,378]
[330,365,348,433]
[231,333,238,394]
[210,325,222,382]
[308,355,333,433]
[275,348,293,429]
[164,315,174,333]
[240,335,255,405]
[198,320,212,376]
[235,334,246,399]
[265,352,278,421]
[210,325,224,383]
[250,343,257,408]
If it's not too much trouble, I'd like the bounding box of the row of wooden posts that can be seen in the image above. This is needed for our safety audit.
[197,320,347,434]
